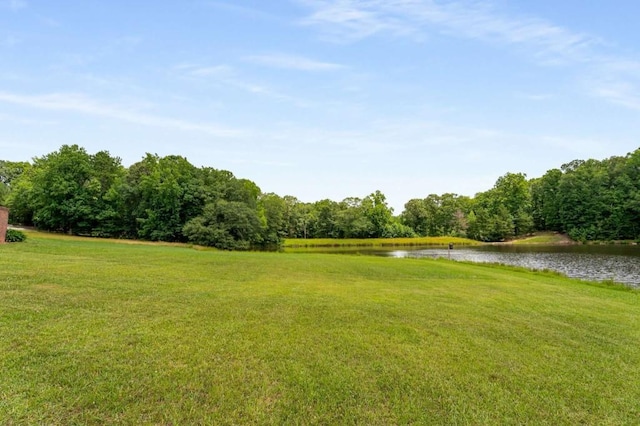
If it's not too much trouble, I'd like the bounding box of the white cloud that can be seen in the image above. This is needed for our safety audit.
[0,91,244,137]
[299,0,597,62]
[245,53,346,71]
[299,0,415,42]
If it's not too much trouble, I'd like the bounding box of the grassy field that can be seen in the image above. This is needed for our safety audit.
[1,233,639,424]
[284,236,480,248]
[511,233,575,245]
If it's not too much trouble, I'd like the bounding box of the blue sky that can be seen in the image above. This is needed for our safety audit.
[2,0,639,212]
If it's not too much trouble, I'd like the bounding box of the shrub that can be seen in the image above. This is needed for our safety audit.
[382,222,417,238]
[5,229,27,243]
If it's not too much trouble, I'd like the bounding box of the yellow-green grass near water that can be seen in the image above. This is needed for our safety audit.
[284,236,480,248]
[511,232,575,245]
[1,232,639,424]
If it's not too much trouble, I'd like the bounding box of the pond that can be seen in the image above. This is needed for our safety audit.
[290,244,640,288]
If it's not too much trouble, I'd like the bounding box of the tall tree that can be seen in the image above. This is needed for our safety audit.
[401,194,470,237]
[530,169,562,231]
[362,190,393,238]
[258,193,287,246]
[308,199,339,238]
[401,198,430,236]
[492,172,533,236]
[122,154,202,242]
[335,197,371,238]
[13,145,123,234]
[0,160,29,205]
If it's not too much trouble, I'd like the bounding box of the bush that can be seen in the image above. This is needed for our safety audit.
[382,222,416,238]
[5,229,27,243]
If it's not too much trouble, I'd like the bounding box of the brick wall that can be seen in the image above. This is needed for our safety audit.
[0,207,8,244]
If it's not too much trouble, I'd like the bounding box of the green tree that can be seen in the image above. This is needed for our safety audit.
[382,218,417,238]
[362,190,393,238]
[335,197,371,238]
[530,169,562,231]
[467,188,515,242]
[492,172,533,236]
[401,198,430,236]
[258,193,287,246]
[5,165,36,225]
[183,200,262,250]
[401,194,471,237]
[0,160,29,205]
[307,199,339,238]
[279,196,306,238]
[14,145,123,234]
[30,145,94,232]
[85,151,126,237]
[122,154,203,241]
[620,149,640,239]
[557,159,610,241]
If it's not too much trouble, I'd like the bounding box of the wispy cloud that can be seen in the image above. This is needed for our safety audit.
[299,0,640,111]
[0,91,243,137]
[37,15,61,28]
[2,34,20,47]
[299,0,597,62]
[175,63,311,106]
[198,1,281,22]
[176,64,234,78]
[589,79,640,111]
[516,92,554,102]
[0,112,57,125]
[299,0,416,42]
[245,53,346,71]
[583,58,640,111]
[3,0,27,10]
[113,35,143,49]
[264,110,622,160]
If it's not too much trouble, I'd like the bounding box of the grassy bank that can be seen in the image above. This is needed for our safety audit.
[1,233,639,424]
[511,232,575,245]
[284,236,479,248]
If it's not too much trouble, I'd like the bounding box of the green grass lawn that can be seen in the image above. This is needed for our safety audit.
[284,236,480,248]
[511,232,575,245]
[1,233,639,424]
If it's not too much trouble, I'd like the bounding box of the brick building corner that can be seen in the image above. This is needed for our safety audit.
[0,207,9,244]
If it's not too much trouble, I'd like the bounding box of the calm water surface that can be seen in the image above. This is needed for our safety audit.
[386,245,640,287]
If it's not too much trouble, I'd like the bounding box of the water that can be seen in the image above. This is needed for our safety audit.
[385,245,640,287]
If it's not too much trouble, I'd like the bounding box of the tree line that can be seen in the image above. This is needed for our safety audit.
[1,145,639,248]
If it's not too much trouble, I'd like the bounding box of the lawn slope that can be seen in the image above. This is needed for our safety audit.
[1,233,639,424]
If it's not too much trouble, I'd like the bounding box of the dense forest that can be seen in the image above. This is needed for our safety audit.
[1,145,639,248]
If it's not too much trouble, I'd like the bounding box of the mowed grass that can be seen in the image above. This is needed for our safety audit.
[284,236,479,248]
[512,233,575,245]
[1,233,639,425]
